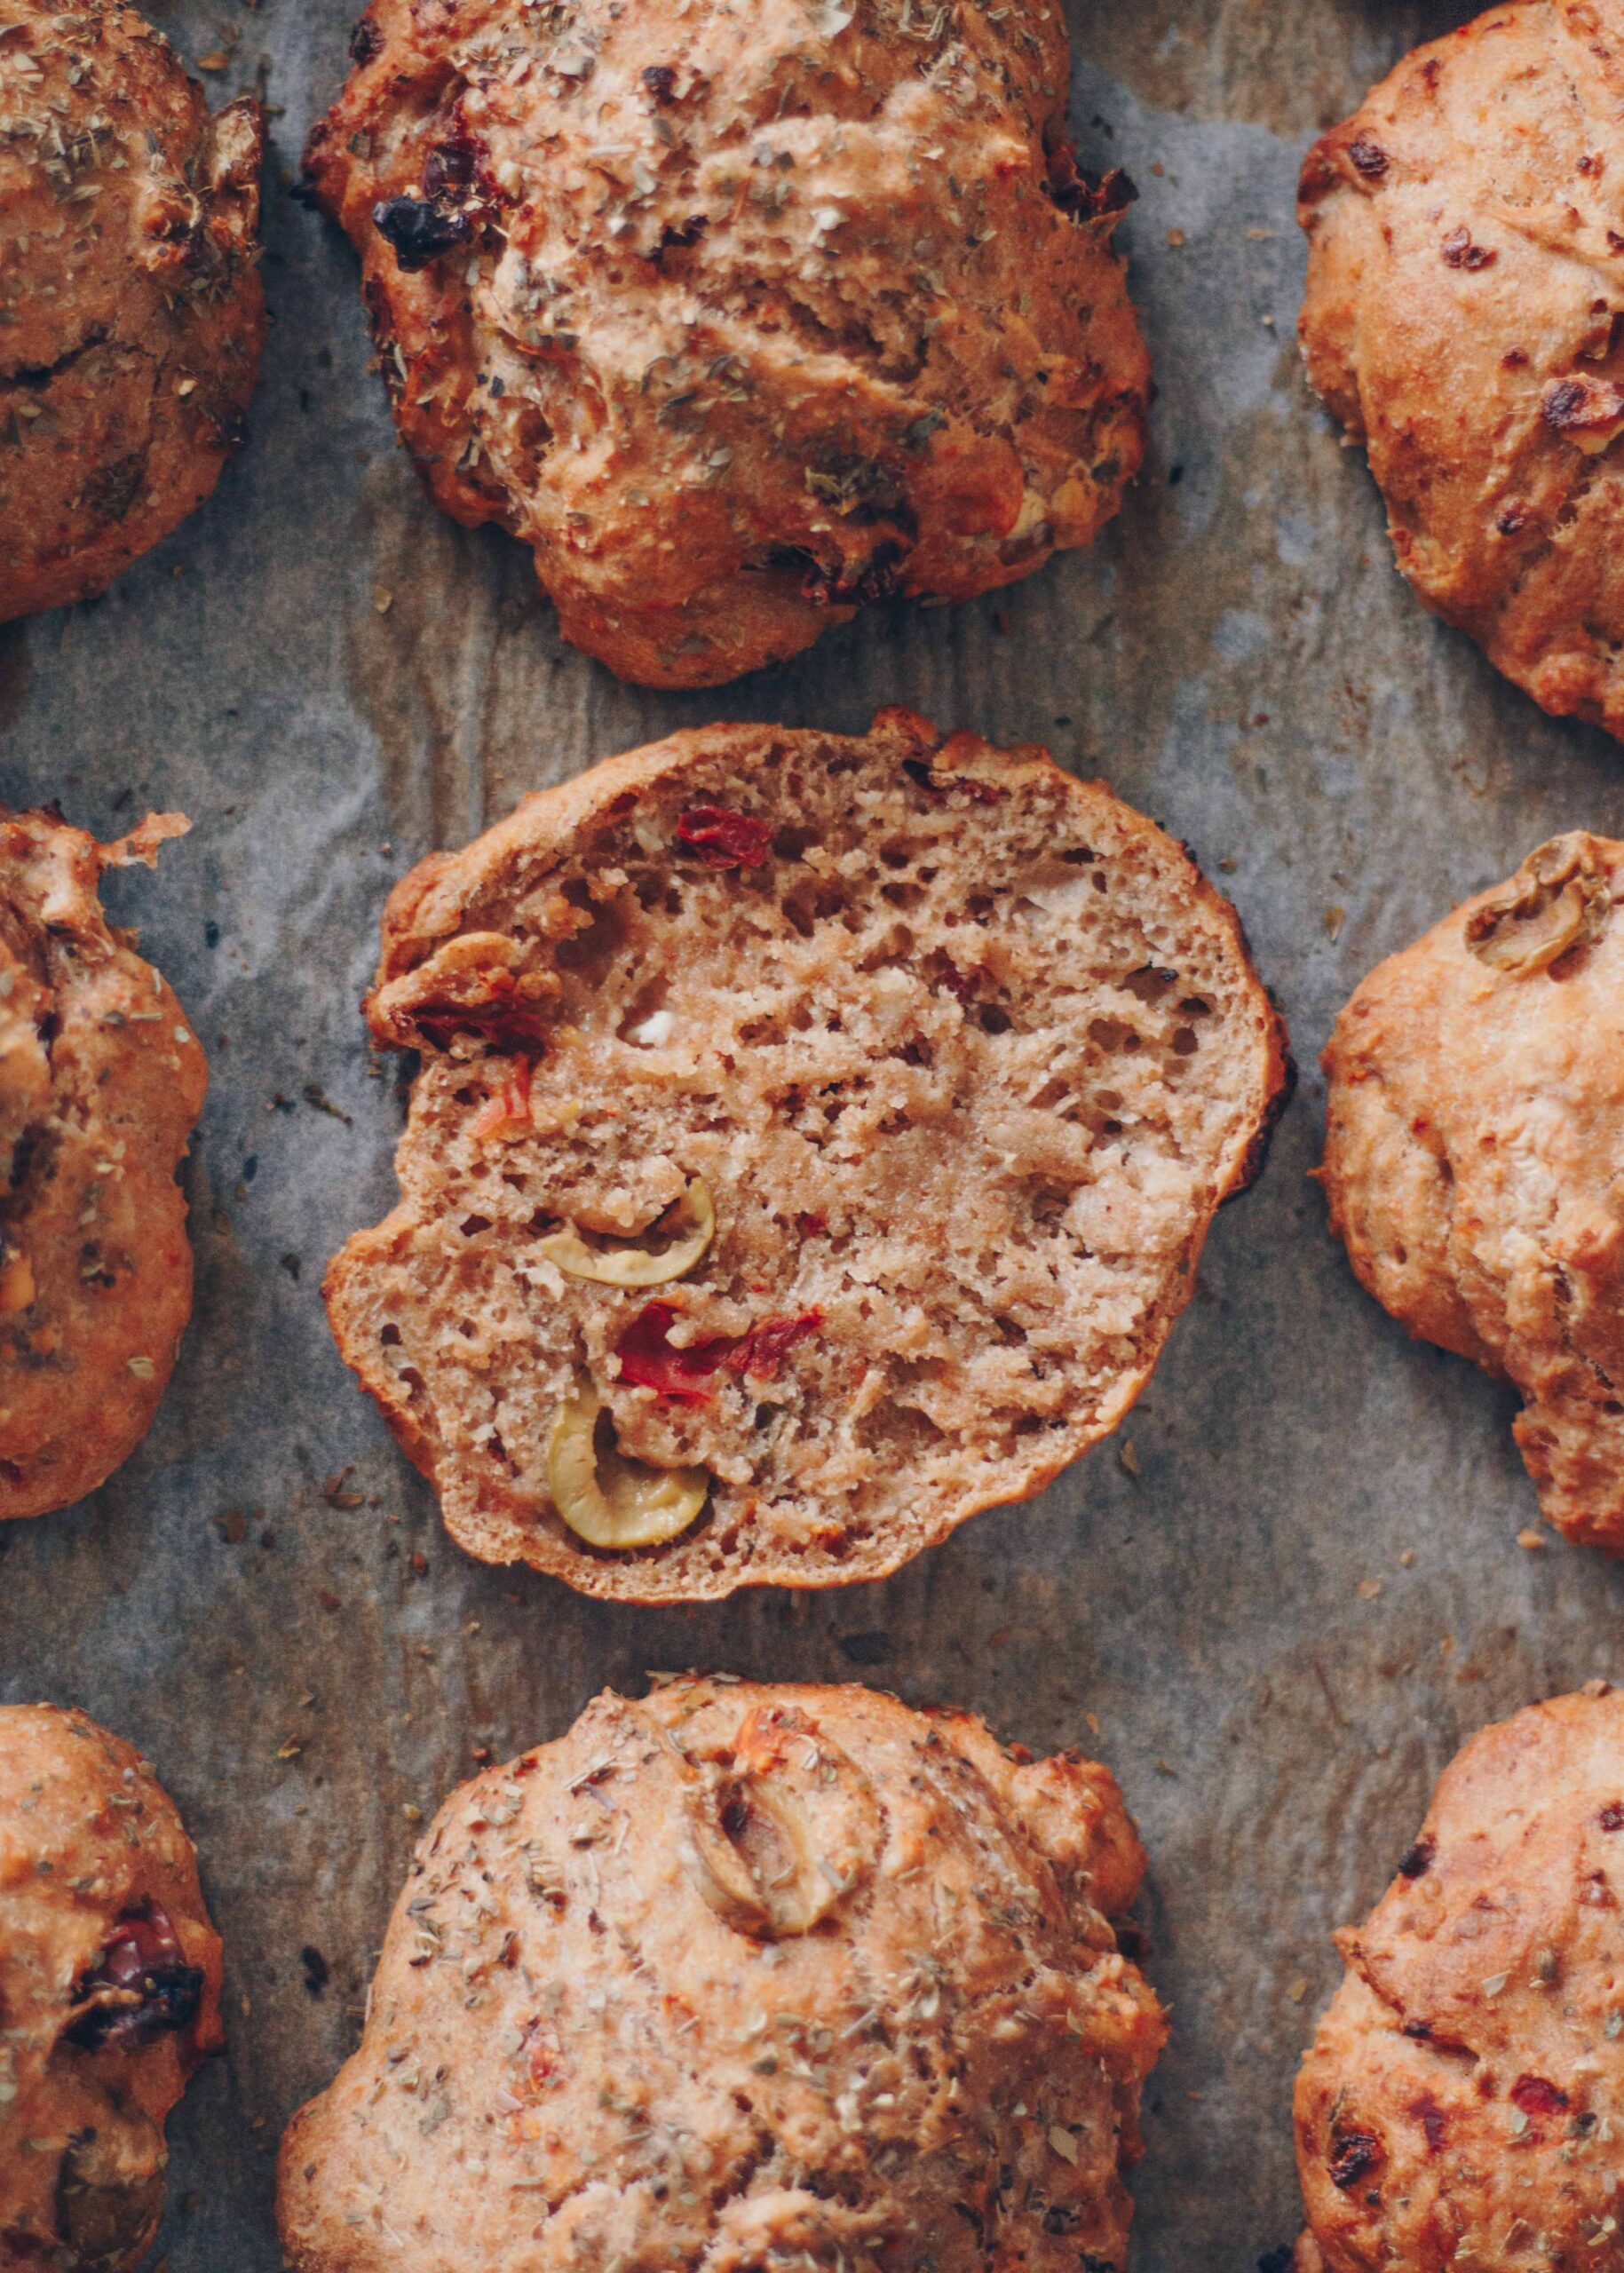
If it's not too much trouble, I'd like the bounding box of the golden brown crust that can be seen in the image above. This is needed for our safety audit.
[0,0,265,624]
[325,709,1288,1602]
[1295,1686,1624,2273]
[277,1677,1166,2273]
[304,0,1149,687]
[1319,831,1624,1552]
[1297,0,1624,739]
[0,1704,224,2273]
[0,809,207,1522]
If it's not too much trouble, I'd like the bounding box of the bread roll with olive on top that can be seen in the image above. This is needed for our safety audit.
[1294,1685,1624,2273]
[0,1704,223,2273]
[1320,832,1624,1553]
[303,0,1149,685]
[0,807,207,1522]
[324,708,1288,1601]
[278,1677,1166,2273]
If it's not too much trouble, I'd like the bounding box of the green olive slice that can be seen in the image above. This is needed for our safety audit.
[547,1376,709,1549]
[538,1176,715,1287]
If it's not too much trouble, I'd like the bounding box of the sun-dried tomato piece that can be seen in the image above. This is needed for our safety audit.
[1046,144,1137,221]
[675,808,773,870]
[1328,2129,1382,2190]
[424,132,478,198]
[409,965,553,1052]
[616,1302,823,1401]
[732,1311,821,1380]
[615,1302,726,1402]
[1510,2074,1570,2119]
[1406,2092,1447,2153]
[732,1701,800,1774]
[423,115,511,216]
[1601,1801,1624,1831]
[901,757,1006,805]
[471,1057,533,1141]
[1441,225,1495,272]
[372,194,471,272]
[65,1905,204,2053]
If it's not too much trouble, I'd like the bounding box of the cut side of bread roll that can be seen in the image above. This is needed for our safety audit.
[326,709,1288,1600]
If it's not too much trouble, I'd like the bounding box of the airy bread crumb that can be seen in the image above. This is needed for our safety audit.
[327,709,1288,1600]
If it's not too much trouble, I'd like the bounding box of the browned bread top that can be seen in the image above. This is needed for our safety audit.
[0,1703,224,2273]
[0,0,264,624]
[1298,0,1624,740]
[0,809,207,1523]
[1320,832,1624,1553]
[1295,1685,1624,2272]
[304,0,1148,686]
[277,1677,1166,2273]
[325,709,1287,1601]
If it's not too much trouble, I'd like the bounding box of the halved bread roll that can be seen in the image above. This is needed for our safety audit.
[327,708,1288,1599]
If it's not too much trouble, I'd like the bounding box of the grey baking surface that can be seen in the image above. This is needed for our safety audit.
[2,0,1621,2266]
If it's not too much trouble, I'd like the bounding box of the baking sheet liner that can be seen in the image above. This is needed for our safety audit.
[4,3,1620,2265]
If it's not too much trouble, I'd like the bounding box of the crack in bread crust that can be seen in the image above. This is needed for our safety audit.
[325,709,1287,1601]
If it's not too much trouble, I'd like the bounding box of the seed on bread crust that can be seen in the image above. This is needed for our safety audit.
[302,0,1150,686]
[324,708,1288,1602]
[1319,832,1624,1553]
[276,1678,1167,2273]
[1294,1688,1624,2272]
[1298,0,1624,740]
[0,0,264,624]
[0,1705,224,2272]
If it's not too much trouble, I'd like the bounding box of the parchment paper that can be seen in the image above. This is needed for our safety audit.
[4,3,1620,2266]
